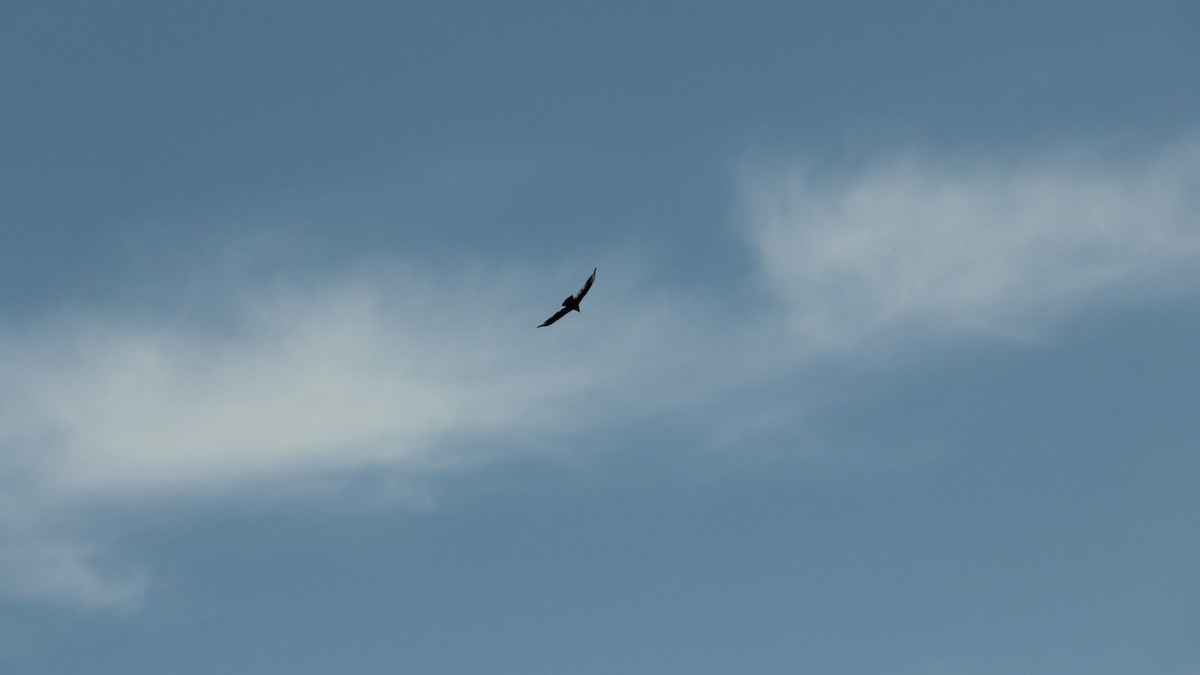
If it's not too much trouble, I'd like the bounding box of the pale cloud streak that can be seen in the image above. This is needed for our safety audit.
[0,268,691,500]
[0,265,708,607]
[3,138,1200,609]
[0,534,145,612]
[740,141,1200,355]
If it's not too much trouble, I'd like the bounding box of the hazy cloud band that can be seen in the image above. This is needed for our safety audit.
[3,139,1200,608]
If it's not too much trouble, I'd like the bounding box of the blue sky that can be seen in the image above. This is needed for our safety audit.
[2,1,1199,673]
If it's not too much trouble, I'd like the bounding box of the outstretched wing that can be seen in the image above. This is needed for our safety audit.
[538,305,571,327]
[575,268,597,302]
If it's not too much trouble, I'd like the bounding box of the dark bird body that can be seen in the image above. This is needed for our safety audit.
[539,268,596,327]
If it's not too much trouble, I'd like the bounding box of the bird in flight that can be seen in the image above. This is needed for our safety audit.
[539,268,597,327]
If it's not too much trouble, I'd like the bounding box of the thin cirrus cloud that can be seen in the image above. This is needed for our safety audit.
[0,269,691,500]
[0,264,719,609]
[2,138,1200,610]
[740,139,1200,356]
[0,535,146,611]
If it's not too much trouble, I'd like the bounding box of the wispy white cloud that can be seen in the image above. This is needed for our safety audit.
[0,261,729,607]
[739,140,1200,356]
[0,266,707,495]
[3,138,1199,609]
[0,532,145,612]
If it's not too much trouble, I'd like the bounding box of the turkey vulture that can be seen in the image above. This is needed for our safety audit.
[538,268,596,327]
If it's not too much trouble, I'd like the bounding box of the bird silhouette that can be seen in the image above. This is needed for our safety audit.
[539,268,596,327]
